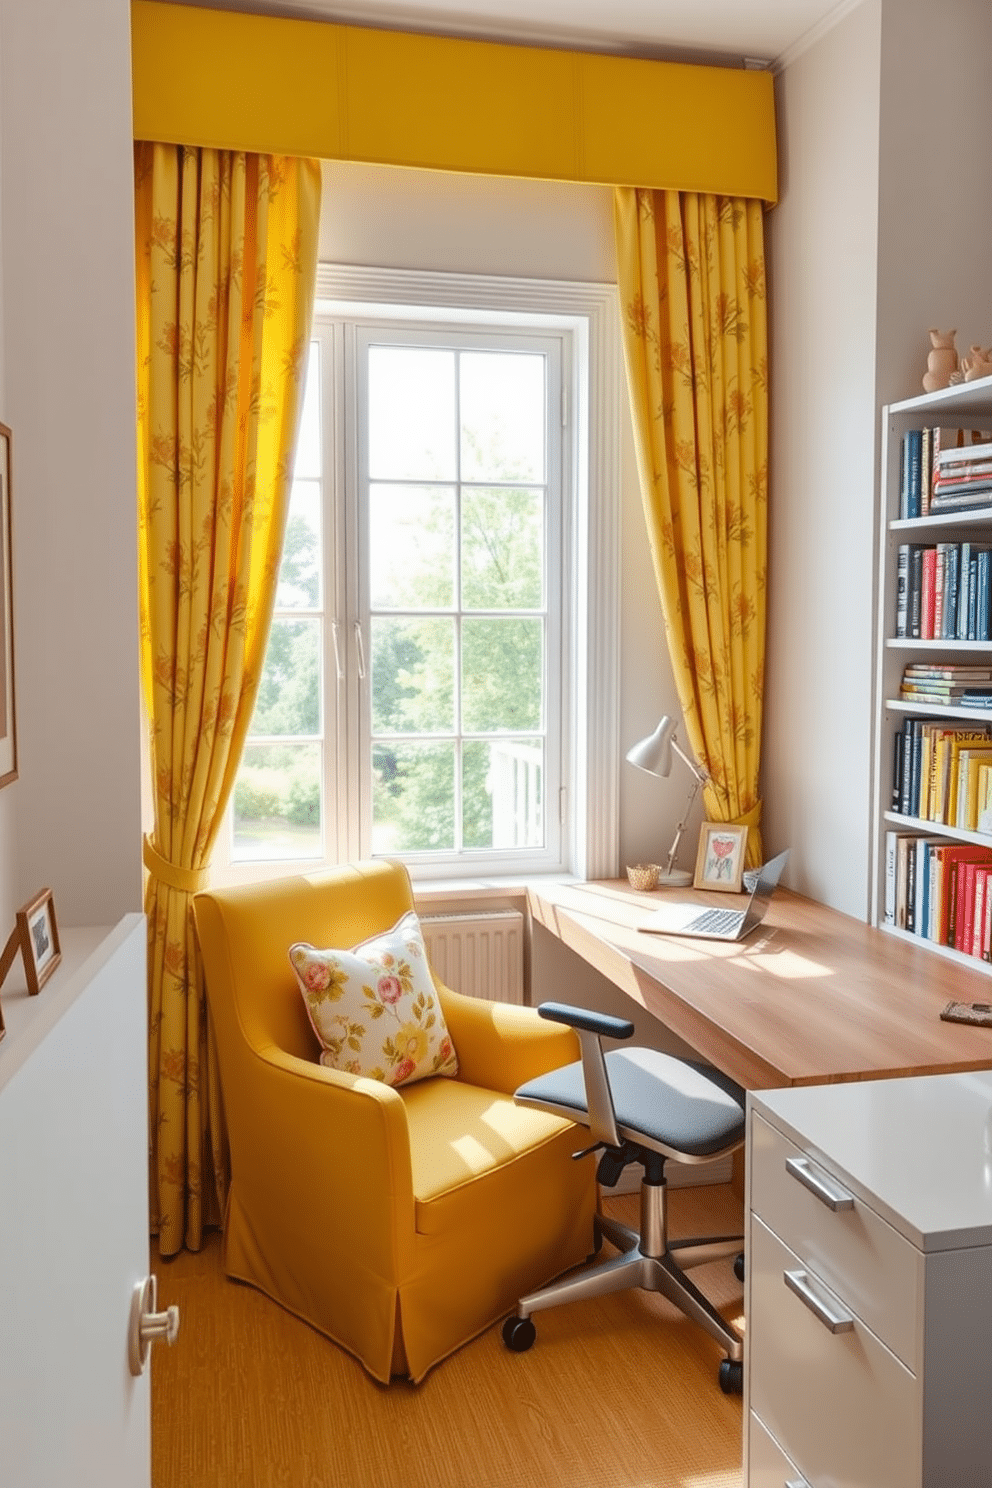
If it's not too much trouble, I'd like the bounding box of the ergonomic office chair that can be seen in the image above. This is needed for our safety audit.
[501,1001,746,1392]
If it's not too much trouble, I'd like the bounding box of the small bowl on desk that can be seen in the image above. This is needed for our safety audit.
[626,863,660,892]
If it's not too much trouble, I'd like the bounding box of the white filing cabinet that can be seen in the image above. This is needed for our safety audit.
[745,1072,992,1486]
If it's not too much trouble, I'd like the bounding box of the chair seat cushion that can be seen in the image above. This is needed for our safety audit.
[515,1047,746,1160]
[400,1076,578,1234]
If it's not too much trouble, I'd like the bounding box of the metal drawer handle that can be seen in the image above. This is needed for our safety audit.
[785,1154,854,1211]
[785,1480,808,1488]
[783,1267,854,1334]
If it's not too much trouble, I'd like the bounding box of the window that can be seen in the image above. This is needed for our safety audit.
[222,267,621,883]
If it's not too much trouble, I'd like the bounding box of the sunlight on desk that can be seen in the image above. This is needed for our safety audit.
[736,941,833,981]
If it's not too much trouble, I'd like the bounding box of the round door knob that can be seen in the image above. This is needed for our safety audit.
[128,1274,180,1377]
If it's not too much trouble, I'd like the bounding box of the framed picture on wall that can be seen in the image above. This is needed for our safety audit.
[693,823,748,893]
[0,423,16,790]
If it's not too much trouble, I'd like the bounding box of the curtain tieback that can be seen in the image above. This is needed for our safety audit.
[142,834,209,895]
[728,799,763,831]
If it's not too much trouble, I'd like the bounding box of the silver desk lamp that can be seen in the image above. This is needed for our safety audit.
[626,716,711,887]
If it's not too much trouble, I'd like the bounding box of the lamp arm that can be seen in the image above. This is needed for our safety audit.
[670,736,710,786]
[664,773,703,877]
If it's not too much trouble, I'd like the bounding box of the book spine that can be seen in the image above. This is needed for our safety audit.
[980,550,991,641]
[884,830,898,926]
[936,437,992,467]
[968,555,979,640]
[972,869,989,957]
[906,841,917,933]
[906,428,923,519]
[908,720,924,820]
[920,425,933,516]
[985,876,992,960]
[946,543,960,638]
[891,727,903,811]
[896,836,910,928]
[915,838,932,937]
[895,543,910,637]
[920,547,937,640]
[933,544,946,639]
[900,719,913,816]
[956,542,970,638]
[946,857,959,945]
[909,546,924,638]
[961,861,978,954]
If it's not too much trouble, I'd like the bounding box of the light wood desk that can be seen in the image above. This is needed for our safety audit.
[529,879,992,1090]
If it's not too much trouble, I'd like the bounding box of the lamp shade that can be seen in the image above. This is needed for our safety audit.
[625,716,678,778]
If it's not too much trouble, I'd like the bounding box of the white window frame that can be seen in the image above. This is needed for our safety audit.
[213,265,621,885]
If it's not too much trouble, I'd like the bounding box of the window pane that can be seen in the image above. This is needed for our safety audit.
[232,742,321,861]
[371,617,455,733]
[460,351,545,483]
[462,487,543,610]
[462,618,543,733]
[294,341,321,480]
[250,618,321,736]
[372,741,455,852]
[277,479,322,609]
[369,484,455,610]
[464,739,544,849]
[368,346,456,481]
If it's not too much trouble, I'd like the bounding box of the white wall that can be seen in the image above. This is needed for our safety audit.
[0,0,142,929]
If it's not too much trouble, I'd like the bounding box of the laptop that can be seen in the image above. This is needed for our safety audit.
[640,849,790,942]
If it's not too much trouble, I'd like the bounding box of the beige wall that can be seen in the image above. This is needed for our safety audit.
[0,0,142,929]
[766,0,992,917]
[764,0,883,915]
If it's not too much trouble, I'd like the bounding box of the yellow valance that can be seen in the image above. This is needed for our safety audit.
[131,1,777,203]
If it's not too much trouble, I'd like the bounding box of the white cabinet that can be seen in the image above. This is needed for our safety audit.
[871,375,992,971]
[745,1074,992,1486]
[0,915,152,1488]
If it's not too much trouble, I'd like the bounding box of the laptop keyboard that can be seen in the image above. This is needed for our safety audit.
[687,907,743,935]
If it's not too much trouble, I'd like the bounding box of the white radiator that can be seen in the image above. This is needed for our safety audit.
[420,910,525,1004]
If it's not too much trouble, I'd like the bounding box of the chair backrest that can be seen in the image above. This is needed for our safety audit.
[193,859,417,1069]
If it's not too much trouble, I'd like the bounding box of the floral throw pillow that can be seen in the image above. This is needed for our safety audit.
[288,910,458,1088]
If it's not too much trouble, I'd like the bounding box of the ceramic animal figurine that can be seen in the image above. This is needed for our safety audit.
[923,328,959,392]
[962,344,992,382]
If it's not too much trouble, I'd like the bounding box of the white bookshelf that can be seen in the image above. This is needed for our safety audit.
[871,374,992,970]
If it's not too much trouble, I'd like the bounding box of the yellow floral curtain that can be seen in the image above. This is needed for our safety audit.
[134,142,321,1255]
[614,188,768,865]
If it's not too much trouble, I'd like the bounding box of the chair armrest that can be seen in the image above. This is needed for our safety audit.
[233,1042,418,1273]
[436,983,580,1094]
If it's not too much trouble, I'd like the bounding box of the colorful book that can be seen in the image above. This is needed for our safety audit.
[972,869,990,957]
[919,546,938,639]
[957,748,992,830]
[979,764,992,833]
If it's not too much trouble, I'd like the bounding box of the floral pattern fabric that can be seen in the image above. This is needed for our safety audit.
[134,143,321,1255]
[614,188,768,865]
[289,912,459,1088]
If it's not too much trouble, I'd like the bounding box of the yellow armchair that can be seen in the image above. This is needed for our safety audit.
[192,859,596,1383]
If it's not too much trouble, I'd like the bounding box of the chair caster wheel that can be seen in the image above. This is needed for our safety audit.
[719,1359,743,1395]
[733,1251,745,1282]
[502,1315,537,1353]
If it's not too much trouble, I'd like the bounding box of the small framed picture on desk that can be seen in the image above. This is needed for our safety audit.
[694,823,748,892]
